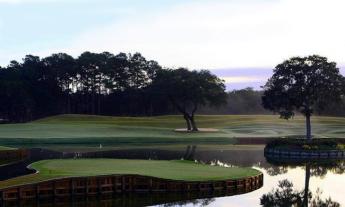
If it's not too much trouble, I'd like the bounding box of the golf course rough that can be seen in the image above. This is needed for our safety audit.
[0,159,261,189]
[0,114,345,150]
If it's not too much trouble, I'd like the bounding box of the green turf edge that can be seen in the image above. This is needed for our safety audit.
[0,159,261,189]
[1,114,345,150]
[0,146,15,151]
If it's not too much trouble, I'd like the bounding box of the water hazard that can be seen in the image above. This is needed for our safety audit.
[1,147,344,206]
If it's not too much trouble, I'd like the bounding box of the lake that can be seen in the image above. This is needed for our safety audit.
[1,146,344,207]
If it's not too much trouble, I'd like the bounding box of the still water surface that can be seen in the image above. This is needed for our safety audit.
[157,149,345,207]
[2,147,344,207]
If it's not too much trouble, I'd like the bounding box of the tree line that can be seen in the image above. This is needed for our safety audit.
[0,52,226,124]
[1,52,345,133]
[0,52,165,122]
[199,87,345,116]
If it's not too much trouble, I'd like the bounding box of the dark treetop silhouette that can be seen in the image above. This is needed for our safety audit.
[0,52,226,125]
[150,68,227,131]
[1,53,345,124]
[0,52,163,122]
[262,55,345,140]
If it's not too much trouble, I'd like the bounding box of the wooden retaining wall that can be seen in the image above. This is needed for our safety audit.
[0,174,263,202]
[0,149,29,161]
[265,147,345,159]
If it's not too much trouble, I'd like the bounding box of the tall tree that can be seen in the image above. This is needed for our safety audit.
[43,53,76,113]
[262,55,345,140]
[21,55,63,118]
[152,68,227,131]
[0,62,34,122]
[77,52,107,114]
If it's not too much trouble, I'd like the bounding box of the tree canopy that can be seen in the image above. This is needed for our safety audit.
[0,52,227,124]
[262,55,345,140]
[151,68,227,131]
[0,52,166,122]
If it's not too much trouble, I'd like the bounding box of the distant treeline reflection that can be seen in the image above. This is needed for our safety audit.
[265,159,345,177]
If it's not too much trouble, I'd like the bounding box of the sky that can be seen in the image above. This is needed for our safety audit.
[0,0,345,90]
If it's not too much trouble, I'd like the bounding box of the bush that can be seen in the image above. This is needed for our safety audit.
[266,138,343,150]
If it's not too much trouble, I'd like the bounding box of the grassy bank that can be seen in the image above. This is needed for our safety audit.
[0,114,344,149]
[0,146,14,151]
[0,159,260,189]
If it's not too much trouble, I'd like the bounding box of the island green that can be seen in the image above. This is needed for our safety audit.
[0,159,260,189]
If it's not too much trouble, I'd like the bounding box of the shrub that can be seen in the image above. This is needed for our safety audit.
[266,138,341,150]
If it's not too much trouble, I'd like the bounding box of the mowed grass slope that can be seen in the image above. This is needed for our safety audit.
[0,146,14,151]
[0,159,261,189]
[0,114,344,149]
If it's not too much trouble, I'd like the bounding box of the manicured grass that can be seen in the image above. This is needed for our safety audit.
[46,144,265,153]
[0,114,344,149]
[0,146,14,151]
[0,159,261,189]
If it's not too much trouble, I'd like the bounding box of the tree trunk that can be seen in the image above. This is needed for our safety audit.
[91,92,96,115]
[67,93,71,114]
[190,115,198,131]
[183,114,192,131]
[302,164,311,207]
[306,114,312,141]
[97,94,101,115]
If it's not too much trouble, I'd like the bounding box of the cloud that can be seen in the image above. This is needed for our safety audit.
[2,0,345,72]
[61,0,345,69]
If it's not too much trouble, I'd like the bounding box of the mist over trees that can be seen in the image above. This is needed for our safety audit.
[199,88,269,115]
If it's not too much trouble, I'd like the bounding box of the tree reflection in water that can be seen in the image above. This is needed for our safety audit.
[162,198,215,207]
[264,159,345,177]
[264,165,289,176]
[261,179,305,206]
[261,163,340,207]
[2,192,218,207]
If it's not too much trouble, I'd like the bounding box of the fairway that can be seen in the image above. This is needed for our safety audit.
[0,159,260,189]
[0,114,344,149]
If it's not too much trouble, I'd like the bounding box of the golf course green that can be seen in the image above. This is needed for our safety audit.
[0,159,261,189]
[0,114,344,150]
